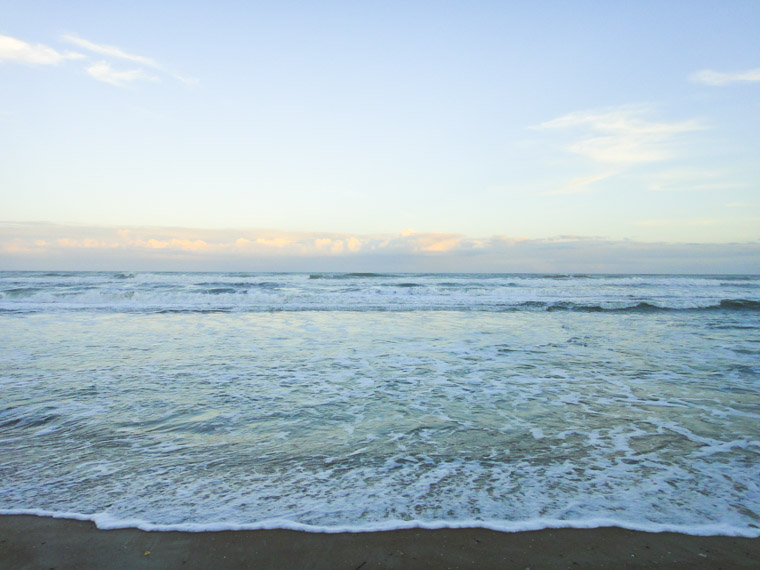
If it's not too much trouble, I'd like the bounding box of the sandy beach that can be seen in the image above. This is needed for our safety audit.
[1,514,758,569]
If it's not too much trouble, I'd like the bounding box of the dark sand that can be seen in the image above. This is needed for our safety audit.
[1,515,758,569]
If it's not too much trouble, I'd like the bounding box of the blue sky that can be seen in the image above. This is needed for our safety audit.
[1,1,759,271]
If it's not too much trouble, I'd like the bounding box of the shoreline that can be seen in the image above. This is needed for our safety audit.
[4,508,759,537]
[2,514,759,569]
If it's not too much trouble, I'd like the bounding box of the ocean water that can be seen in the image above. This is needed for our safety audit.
[1,271,759,536]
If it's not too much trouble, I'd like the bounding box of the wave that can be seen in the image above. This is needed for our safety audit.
[196,281,280,289]
[2,272,758,314]
[1,509,758,537]
[309,272,390,279]
[41,272,79,278]
[154,308,236,314]
[717,299,760,310]
[200,287,238,295]
[517,300,760,313]
[541,274,595,280]
[544,302,666,313]
[2,299,758,315]
[0,287,42,298]
[346,272,386,278]
[718,275,757,282]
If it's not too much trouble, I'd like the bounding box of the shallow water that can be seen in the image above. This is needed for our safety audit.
[1,272,759,535]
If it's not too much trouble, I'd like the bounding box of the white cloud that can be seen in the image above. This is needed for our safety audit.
[535,105,703,164]
[62,34,158,68]
[0,34,82,65]
[86,61,159,86]
[691,68,760,86]
[254,237,292,248]
[0,224,474,259]
[346,237,362,252]
[544,172,617,195]
[647,169,726,192]
[401,231,468,252]
[633,219,719,227]
[63,34,196,85]
[1,33,194,88]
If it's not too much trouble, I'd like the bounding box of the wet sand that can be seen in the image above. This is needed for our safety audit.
[1,514,758,569]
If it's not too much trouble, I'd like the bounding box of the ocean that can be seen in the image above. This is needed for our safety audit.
[1,271,758,536]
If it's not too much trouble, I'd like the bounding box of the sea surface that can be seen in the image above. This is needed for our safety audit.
[1,271,759,536]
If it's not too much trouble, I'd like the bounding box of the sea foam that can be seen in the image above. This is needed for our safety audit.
[1,272,759,537]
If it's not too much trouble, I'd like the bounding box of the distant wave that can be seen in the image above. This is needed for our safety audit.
[541,274,595,280]
[1,287,42,297]
[2,272,758,314]
[195,281,282,293]
[718,299,760,310]
[2,299,758,314]
[309,272,389,279]
[346,272,386,278]
[543,300,760,313]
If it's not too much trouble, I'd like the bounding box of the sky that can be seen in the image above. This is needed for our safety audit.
[1,1,759,272]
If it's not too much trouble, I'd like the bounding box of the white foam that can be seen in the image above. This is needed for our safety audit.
[3,273,760,542]
[2,271,757,313]
[1,509,758,537]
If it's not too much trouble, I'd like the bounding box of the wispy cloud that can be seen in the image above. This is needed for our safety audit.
[535,105,704,164]
[690,67,760,86]
[0,34,82,65]
[61,34,158,68]
[0,32,194,87]
[633,218,719,227]
[646,169,744,192]
[62,34,196,86]
[86,61,159,87]
[543,172,617,195]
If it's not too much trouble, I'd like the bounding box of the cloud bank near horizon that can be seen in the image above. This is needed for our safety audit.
[1,222,757,274]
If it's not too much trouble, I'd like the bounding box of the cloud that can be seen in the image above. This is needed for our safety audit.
[0,224,481,260]
[255,237,292,248]
[62,34,196,85]
[86,61,160,86]
[646,169,744,192]
[0,34,83,65]
[633,219,719,227]
[535,105,704,164]
[132,238,209,251]
[544,172,617,195]
[1,33,194,87]
[62,34,158,68]
[1,222,758,273]
[691,68,760,86]
[346,237,362,252]
[392,231,469,253]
